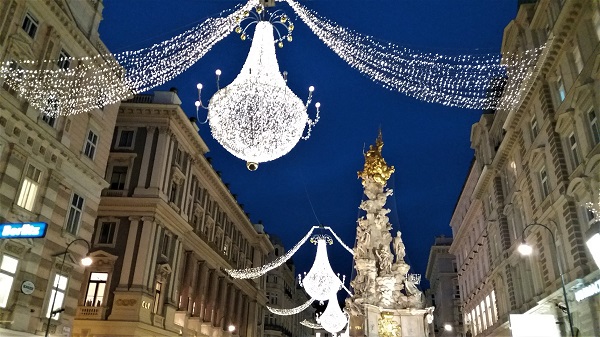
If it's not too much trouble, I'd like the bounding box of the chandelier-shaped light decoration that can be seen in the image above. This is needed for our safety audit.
[298,235,343,301]
[316,292,348,334]
[267,297,315,316]
[200,17,320,169]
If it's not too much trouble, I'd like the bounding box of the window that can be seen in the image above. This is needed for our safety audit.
[109,166,128,190]
[556,74,566,102]
[96,221,116,245]
[161,232,170,256]
[572,45,583,74]
[117,130,135,149]
[1,61,22,95]
[568,132,580,168]
[46,273,68,319]
[588,107,599,145]
[16,164,41,211]
[41,113,56,127]
[539,166,550,199]
[85,272,108,306]
[586,208,597,228]
[65,193,84,235]
[270,292,278,305]
[84,130,98,159]
[530,114,539,140]
[21,12,38,39]
[169,182,179,204]
[0,255,18,308]
[153,281,162,314]
[57,50,71,70]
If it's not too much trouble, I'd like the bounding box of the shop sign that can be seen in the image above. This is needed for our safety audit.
[574,279,600,302]
[0,222,47,239]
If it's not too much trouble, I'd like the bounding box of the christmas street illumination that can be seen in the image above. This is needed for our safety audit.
[316,292,348,334]
[267,297,315,315]
[298,236,343,301]
[198,18,320,169]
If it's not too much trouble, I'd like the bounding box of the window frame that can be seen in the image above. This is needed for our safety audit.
[153,281,162,314]
[0,255,19,308]
[115,128,136,150]
[65,193,84,235]
[46,273,68,319]
[83,129,99,159]
[95,219,118,246]
[568,132,581,169]
[57,49,71,70]
[16,163,42,211]
[84,272,108,307]
[530,114,539,141]
[539,166,550,200]
[21,11,39,39]
[109,165,128,190]
[588,107,599,146]
[556,74,566,102]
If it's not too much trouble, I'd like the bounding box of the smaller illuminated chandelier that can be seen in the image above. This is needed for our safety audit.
[316,292,348,335]
[298,235,344,301]
[196,5,321,171]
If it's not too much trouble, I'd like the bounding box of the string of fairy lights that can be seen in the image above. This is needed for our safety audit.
[283,0,545,110]
[267,297,315,316]
[0,0,546,117]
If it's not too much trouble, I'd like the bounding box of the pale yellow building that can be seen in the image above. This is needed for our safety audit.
[0,0,119,336]
[449,0,600,335]
[71,90,273,337]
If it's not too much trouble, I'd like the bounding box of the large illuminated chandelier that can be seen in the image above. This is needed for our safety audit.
[195,6,320,170]
[298,235,344,301]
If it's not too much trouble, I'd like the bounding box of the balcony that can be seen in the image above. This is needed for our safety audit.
[75,306,107,320]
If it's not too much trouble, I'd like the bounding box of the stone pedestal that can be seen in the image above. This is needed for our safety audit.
[360,305,429,337]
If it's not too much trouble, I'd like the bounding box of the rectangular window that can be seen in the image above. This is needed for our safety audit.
[84,130,98,159]
[568,132,580,168]
[539,166,550,199]
[85,272,108,306]
[65,193,84,235]
[57,50,71,70]
[109,166,128,190]
[46,274,68,319]
[480,301,487,330]
[1,61,22,95]
[162,233,170,256]
[0,255,18,308]
[42,98,60,119]
[486,295,493,325]
[557,75,566,102]
[530,114,539,140]
[97,221,116,245]
[153,281,162,314]
[572,45,583,74]
[169,182,179,204]
[117,130,134,148]
[16,164,41,211]
[21,12,38,39]
[589,108,600,145]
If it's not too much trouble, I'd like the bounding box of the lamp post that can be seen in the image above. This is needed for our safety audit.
[518,223,575,337]
[44,238,92,337]
[216,315,236,336]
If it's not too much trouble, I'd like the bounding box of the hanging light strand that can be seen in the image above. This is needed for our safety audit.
[267,297,315,316]
[225,226,318,279]
[284,0,545,110]
[325,226,354,256]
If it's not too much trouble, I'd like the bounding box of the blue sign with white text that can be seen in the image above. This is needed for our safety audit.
[0,222,47,239]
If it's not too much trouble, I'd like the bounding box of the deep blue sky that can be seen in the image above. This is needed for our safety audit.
[99,0,518,290]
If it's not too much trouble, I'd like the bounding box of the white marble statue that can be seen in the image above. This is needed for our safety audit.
[393,231,406,262]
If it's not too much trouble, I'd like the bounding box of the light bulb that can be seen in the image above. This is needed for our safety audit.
[215,69,222,76]
[309,85,315,92]
[197,83,203,89]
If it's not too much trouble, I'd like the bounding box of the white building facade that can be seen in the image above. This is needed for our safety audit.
[450,0,600,335]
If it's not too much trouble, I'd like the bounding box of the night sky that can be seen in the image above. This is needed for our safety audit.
[99,0,518,290]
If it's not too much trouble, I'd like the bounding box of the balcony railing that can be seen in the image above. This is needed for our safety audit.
[75,306,107,320]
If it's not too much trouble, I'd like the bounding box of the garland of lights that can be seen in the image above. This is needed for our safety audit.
[0,0,548,117]
[328,226,354,256]
[226,226,317,279]
[300,320,322,329]
[283,0,545,110]
[267,297,315,315]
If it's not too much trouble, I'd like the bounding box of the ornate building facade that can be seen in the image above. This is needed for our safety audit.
[449,0,600,335]
[0,0,119,335]
[264,235,314,337]
[71,90,273,337]
[425,236,462,337]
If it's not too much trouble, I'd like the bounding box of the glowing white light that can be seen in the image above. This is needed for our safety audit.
[81,256,93,266]
[197,83,203,89]
[309,85,315,92]
[518,243,533,256]
[298,237,342,301]
[316,292,348,334]
[228,325,236,332]
[207,21,319,165]
[215,69,222,76]
[444,324,453,332]
[267,297,314,315]
[300,319,322,329]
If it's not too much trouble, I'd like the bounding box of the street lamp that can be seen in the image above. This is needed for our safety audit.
[217,315,236,335]
[45,238,92,337]
[518,223,574,337]
[443,323,453,332]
